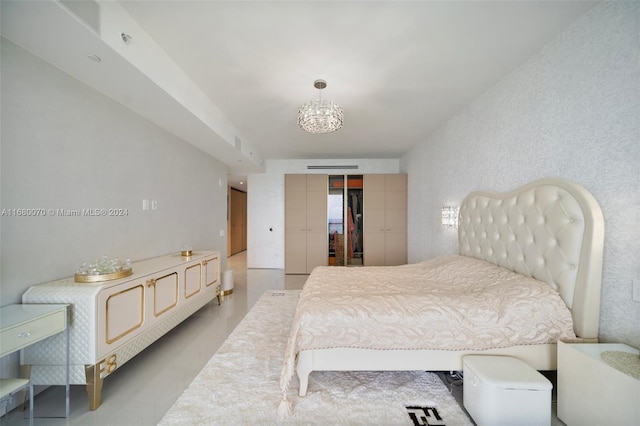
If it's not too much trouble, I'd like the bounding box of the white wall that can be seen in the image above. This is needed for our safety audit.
[401,2,640,348]
[247,159,400,269]
[246,173,284,268]
[0,38,229,306]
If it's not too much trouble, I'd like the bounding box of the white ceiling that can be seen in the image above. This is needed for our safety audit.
[1,0,598,185]
[118,0,597,160]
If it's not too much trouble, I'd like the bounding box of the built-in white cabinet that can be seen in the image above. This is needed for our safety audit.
[285,174,328,274]
[21,251,220,410]
[363,174,407,266]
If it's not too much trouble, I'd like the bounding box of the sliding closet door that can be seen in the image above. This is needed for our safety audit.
[328,175,345,266]
[383,174,407,266]
[305,175,328,271]
[363,174,407,266]
[346,175,364,266]
[285,175,307,273]
[285,174,328,274]
[327,175,364,267]
[363,174,386,266]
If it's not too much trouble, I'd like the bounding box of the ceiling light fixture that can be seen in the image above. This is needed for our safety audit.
[298,79,343,134]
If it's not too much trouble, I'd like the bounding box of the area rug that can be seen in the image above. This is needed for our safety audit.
[160,290,472,425]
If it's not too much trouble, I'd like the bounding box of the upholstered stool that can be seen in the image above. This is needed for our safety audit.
[221,269,234,297]
[463,355,551,426]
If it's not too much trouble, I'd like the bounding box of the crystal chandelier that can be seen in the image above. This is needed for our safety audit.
[298,79,344,134]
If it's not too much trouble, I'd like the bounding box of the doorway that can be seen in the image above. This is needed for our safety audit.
[228,187,247,256]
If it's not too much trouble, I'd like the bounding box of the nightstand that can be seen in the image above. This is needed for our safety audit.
[0,304,69,422]
[557,340,640,425]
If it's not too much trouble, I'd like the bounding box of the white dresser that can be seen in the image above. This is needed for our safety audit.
[21,251,220,410]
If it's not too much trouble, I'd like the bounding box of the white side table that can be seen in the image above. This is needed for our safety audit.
[0,304,69,421]
[557,341,640,425]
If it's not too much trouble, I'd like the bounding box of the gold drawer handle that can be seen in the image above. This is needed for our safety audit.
[146,278,157,287]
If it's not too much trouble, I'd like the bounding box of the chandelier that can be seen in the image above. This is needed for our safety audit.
[298,79,344,134]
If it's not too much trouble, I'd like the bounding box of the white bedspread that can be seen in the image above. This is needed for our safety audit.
[280,255,576,400]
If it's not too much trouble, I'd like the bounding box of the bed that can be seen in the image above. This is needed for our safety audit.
[279,178,604,413]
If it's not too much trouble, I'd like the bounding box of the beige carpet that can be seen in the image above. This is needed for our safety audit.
[160,290,472,425]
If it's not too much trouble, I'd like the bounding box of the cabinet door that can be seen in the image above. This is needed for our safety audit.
[285,231,307,274]
[363,174,407,266]
[363,209,386,266]
[104,285,144,345]
[306,175,327,271]
[98,280,145,359]
[285,174,328,273]
[203,255,219,288]
[385,174,407,265]
[184,263,202,299]
[285,174,309,273]
[364,174,386,266]
[385,232,407,266]
[150,272,179,317]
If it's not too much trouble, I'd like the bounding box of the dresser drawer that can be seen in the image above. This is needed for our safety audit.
[0,309,66,355]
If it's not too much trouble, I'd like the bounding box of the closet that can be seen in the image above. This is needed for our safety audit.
[285,174,328,274]
[363,174,407,266]
[328,175,364,266]
[285,173,407,273]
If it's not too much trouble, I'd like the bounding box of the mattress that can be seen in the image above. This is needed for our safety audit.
[282,255,576,374]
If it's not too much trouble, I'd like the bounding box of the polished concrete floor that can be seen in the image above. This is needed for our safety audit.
[2,252,306,425]
[2,252,564,425]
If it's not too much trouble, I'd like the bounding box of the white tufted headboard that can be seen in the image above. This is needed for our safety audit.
[458,178,604,340]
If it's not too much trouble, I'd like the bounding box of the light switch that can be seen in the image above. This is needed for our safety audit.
[142,199,149,211]
[151,200,158,210]
[219,229,225,237]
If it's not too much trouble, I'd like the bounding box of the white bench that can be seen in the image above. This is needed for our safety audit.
[463,355,552,426]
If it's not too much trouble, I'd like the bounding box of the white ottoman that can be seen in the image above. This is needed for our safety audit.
[463,355,552,426]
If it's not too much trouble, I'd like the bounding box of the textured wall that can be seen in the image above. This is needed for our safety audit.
[401,2,640,348]
[0,38,229,305]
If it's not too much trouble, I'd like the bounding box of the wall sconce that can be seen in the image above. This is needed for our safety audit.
[441,206,459,228]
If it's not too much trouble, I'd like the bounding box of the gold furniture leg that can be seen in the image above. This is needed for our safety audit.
[85,363,104,410]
